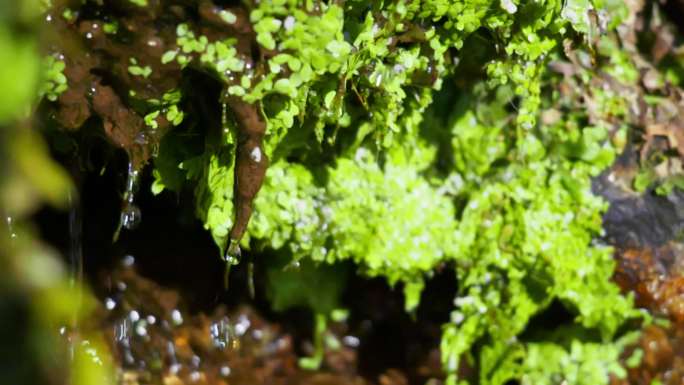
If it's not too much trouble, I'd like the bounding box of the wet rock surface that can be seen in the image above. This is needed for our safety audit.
[97,257,358,385]
[598,151,684,385]
[84,246,445,385]
[596,150,684,249]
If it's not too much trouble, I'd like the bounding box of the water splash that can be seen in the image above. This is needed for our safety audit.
[115,317,136,366]
[233,313,251,336]
[115,318,131,343]
[166,341,181,374]
[113,162,142,241]
[209,316,239,350]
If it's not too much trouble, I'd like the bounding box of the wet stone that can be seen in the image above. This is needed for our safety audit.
[90,257,370,385]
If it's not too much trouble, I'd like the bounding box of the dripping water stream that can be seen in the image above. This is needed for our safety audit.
[6,215,16,240]
[64,158,85,363]
[221,101,245,292]
[114,162,142,242]
[67,191,84,338]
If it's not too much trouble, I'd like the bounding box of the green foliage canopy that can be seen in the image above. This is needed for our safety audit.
[40,0,649,383]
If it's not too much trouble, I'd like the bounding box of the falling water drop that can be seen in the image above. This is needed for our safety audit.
[114,162,142,241]
[225,239,242,265]
[234,314,250,336]
[129,310,140,322]
[171,309,183,326]
[248,262,255,299]
[6,215,16,240]
[135,320,147,337]
[166,341,181,374]
[104,297,116,310]
[221,102,229,136]
[68,192,83,288]
[121,204,142,230]
[122,254,135,267]
[64,189,85,360]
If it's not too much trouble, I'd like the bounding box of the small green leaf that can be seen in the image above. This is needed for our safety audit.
[161,50,177,64]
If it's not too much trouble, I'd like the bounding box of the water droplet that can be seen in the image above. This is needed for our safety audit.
[171,309,183,325]
[122,254,135,267]
[121,204,142,230]
[248,261,255,299]
[220,365,231,377]
[135,321,147,336]
[191,355,201,368]
[285,260,301,270]
[129,310,140,322]
[342,335,360,348]
[249,146,262,163]
[114,162,142,239]
[234,314,251,336]
[146,315,156,325]
[169,363,181,375]
[374,73,383,87]
[252,329,263,340]
[225,239,242,265]
[134,132,148,145]
[126,162,138,195]
[105,297,116,310]
[68,191,83,291]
